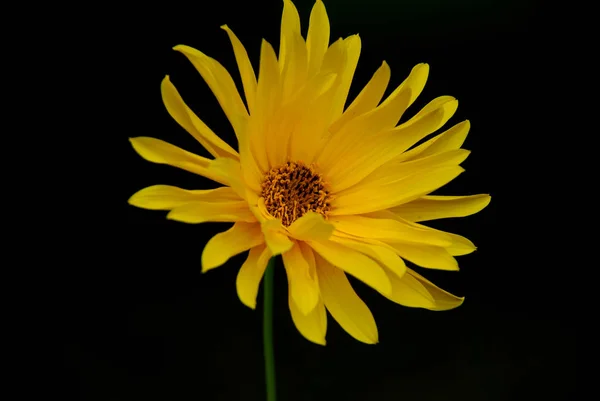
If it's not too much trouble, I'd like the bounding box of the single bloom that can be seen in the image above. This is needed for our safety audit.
[129,0,491,345]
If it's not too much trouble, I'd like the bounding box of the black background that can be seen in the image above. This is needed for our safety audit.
[67,1,573,400]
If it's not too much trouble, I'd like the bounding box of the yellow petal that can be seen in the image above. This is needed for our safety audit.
[236,244,271,309]
[221,25,257,114]
[396,120,471,163]
[160,76,238,160]
[297,241,317,272]
[380,214,478,256]
[306,0,330,77]
[287,212,334,241]
[390,242,458,271]
[343,149,470,198]
[390,194,491,222]
[396,63,430,109]
[288,289,327,346]
[381,268,436,309]
[330,235,407,280]
[173,45,248,142]
[128,185,240,210]
[320,66,440,192]
[396,95,458,132]
[287,70,339,164]
[408,269,464,311]
[330,61,391,134]
[279,1,307,102]
[444,232,477,256]
[367,210,478,256]
[329,95,458,193]
[210,157,248,200]
[317,86,411,178]
[329,35,361,120]
[282,37,348,165]
[318,65,428,181]
[316,253,378,344]
[281,30,309,103]
[251,39,282,171]
[129,137,240,189]
[167,201,256,224]
[279,0,302,73]
[344,62,427,132]
[202,222,264,272]
[239,136,264,195]
[308,240,392,295]
[385,96,459,158]
[283,241,320,315]
[331,215,452,247]
[332,165,464,215]
[261,219,294,256]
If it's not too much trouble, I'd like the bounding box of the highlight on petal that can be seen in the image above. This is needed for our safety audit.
[308,240,392,295]
[236,244,271,309]
[128,185,240,210]
[202,222,264,272]
[161,76,238,160]
[282,241,319,315]
[287,212,334,241]
[408,270,464,311]
[390,194,491,222]
[316,253,378,344]
[221,25,257,114]
[173,45,248,141]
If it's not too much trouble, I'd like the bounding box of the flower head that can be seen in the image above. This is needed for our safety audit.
[129,0,490,345]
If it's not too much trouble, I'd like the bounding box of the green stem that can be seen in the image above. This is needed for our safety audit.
[263,257,277,401]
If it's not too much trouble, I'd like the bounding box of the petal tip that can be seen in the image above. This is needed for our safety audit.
[201,251,220,273]
[241,299,257,310]
[127,193,139,206]
[165,210,178,221]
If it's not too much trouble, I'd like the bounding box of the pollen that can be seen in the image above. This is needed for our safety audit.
[261,161,332,227]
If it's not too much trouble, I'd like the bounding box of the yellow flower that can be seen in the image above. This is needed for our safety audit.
[129,0,490,345]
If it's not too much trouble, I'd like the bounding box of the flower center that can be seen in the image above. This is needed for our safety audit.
[261,161,332,227]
